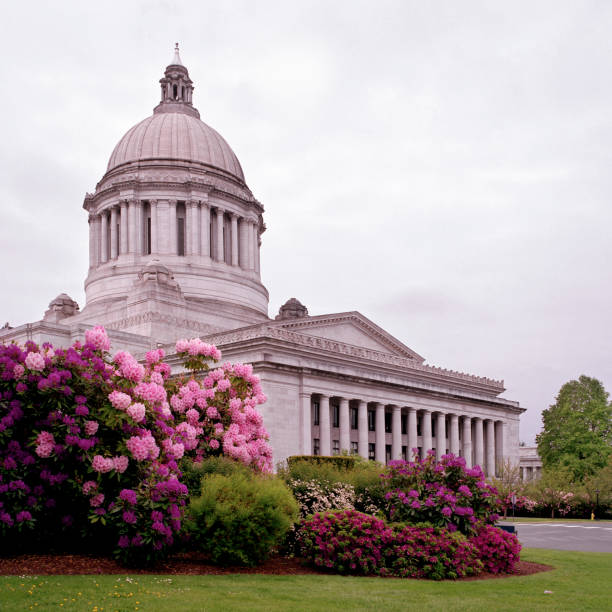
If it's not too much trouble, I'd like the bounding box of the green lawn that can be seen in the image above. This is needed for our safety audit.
[0,549,610,612]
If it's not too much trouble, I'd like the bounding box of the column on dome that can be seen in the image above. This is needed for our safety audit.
[200,201,210,258]
[357,399,368,459]
[88,215,95,268]
[462,416,472,468]
[119,201,128,255]
[247,219,254,270]
[473,417,484,469]
[436,412,446,462]
[127,199,137,254]
[319,395,331,456]
[300,393,312,455]
[421,410,432,459]
[169,200,177,254]
[156,200,170,254]
[485,419,495,477]
[230,214,239,266]
[110,207,118,259]
[407,407,417,461]
[100,210,108,263]
[239,217,248,268]
[495,421,505,476]
[190,200,200,255]
[375,403,385,463]
[339,397,350,453]
[253,222,260,274]
[255,230,261,275]
[216,208,224,262]
[449,414,460,456]
[391,406,401,461]
[150,200,158,254]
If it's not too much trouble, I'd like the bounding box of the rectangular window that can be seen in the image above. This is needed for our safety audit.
[332,440,340,456]
[385,412,392,433]
[350,441,358,454]
[401,445,407,461]
[146,218,152,255]
[368,410,375,431]
[332,404,339,428]
[313,438,320,456]
[432,419,436,438]
[313,402,320,426]
[417,446,422,459]
[350,407,358,430]
[177,218,185,256]
[417,416,422,437]
[368,443,375,461]
[385,444,392,464]
[401,414,407,435]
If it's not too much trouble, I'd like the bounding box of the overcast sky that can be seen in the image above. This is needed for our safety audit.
[1,1,611,443]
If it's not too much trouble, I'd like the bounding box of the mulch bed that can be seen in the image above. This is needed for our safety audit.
[0,552,553,579]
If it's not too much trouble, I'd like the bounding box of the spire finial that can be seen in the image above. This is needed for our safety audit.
[171,42,184,67]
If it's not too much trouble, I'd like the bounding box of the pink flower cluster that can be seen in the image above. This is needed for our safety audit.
[126,434,160,461]
[113,351,145,383]
[108,390,132,410]
[85,325,111,351]
[25,352,45,372]
[175,338,222,360]
[127,403,146,423]
[35,431,55,458]
[91,454,129,473]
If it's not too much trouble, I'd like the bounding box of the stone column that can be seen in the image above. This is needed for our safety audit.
[319,395,331,456]
[127,199,137,254]
[119,201,128,255]
[88,215,95,268]
[436,412,446,462]
[239,217,248,268]
[253,222,260,274]
[190,200,200,256]
[109,207,118,259]
[231,214,239,266]
[485,419,495,477]
[169,200,177,255]
[247,219,254,270]
[421,410,432,459]
[156,200,170,254]
[407,407,417,461]
[216,208,225,262]
[300,393,312,455]
[357,400,368,460]
[100,210,108,263]
[462,416,472,468]
[200,201,210,258]
[93,214,101,266]
[375,403,385,463]
[339,397,350,453]
[150,200,158,254]
[449,414,460,456]
[391,405,401,461]
[473,417,484,469]
[495,421,505,476]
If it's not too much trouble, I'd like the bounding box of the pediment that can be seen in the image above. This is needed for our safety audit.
[272,311,425,363]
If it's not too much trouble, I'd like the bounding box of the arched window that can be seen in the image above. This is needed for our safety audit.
[173,84,178,100]
[181,86,185,100]
[142,202,151,255]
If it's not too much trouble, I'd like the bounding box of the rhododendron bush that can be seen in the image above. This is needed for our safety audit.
[0,327,272,565]
[382,451,503,534]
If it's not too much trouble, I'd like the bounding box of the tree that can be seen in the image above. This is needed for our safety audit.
[526,468,576,519]
[536,376,612,481]
[488,459,525,518]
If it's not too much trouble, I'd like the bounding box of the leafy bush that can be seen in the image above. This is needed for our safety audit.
[189,472,298,566]
[381,452,502,534]
[287,479,356,519]
[384,524,482,579]
[297,510,482,579]
[0,329,272,565]
[469,525,521,574]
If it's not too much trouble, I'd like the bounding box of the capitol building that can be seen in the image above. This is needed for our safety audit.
[0,46,524,471]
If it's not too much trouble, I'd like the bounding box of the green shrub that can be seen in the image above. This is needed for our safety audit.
[287,455,356,471]
[189,472,299,566]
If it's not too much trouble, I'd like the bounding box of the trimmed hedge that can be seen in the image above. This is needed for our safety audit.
[287,455,357,470]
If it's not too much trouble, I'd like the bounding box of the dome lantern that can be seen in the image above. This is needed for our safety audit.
[154,43,199,119]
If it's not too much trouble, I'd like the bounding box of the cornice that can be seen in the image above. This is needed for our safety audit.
[107,311,223,334]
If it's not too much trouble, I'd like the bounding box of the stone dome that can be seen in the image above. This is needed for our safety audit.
[106,112,245,181]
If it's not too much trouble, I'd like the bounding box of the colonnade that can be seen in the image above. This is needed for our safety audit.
[88,199,260,272]
[302,393,506,477]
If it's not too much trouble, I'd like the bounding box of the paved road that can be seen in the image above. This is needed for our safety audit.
[499,522,612,553]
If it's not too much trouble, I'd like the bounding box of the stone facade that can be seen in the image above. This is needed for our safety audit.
[0,46,525,471]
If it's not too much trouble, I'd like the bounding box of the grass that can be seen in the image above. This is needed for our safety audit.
[0,549,610,612]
